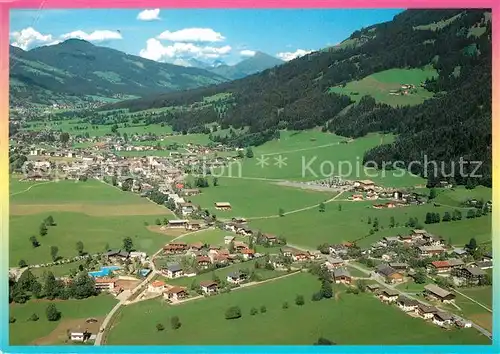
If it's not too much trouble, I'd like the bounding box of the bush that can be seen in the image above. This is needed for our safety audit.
[250,307,258,315]
[312,292,323,301]
[29,313,39,322]
[171,316,181,330]
[156,323,164,331]
[282,302,289,309]
[9,316,16,323]
[46,304,61,321]
[225,306,242,320]
[260,306,267,313]
[295,295,305,306]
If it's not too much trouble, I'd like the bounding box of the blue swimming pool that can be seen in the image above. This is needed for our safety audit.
[88,266,121,278]
[139,269,151,277]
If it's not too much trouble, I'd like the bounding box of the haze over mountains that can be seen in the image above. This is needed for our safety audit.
[9,40,285,105]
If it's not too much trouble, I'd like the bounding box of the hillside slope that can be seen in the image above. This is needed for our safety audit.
[9,39,226,105]
[107,9,492,187]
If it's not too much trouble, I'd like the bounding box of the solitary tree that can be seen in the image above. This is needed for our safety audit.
[295,294,305,306]
[46,304,61,321]
[45,215,55,226]
[389,216,395,228]
[237,150,244,158]
[39,223,48,237]
[279,208,285,217]
[338,204,342,211]
[76,241,84,256]
[213,177,219,187]
[250,307,258,315]
[60,132,70,145]
[18,259,27,268]
[123,237,134,252]
[50,246,59,262]
[29,235,39,248]
[225,306,242,319]
[156,323,165,331]
[320,280,333,299]
[319,202,326,212]
[246,147,254,158]
[171,316,181,329]
[429,188,437,200]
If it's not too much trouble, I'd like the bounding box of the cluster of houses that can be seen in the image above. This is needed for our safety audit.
[367,283,471,329]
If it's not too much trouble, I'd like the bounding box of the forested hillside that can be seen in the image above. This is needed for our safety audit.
[106,9,492,186]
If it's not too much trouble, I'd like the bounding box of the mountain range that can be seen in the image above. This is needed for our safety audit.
[9,40,284,105]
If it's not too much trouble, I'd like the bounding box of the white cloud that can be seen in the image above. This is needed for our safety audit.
[60,30,122,42]
[10,27,54,50]
[240,50,256,57]
[137,9,161,21]
[157,28,225,42]
[139,38,231,62]
[276,49,313,61]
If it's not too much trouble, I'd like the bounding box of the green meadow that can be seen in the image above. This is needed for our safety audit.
[9,295,117,345]
[214,132,425,187]
[249,200,491,249]
[107,273,489,345]
[329,68,438,106]
[434,186,492,207]
[187,177,335,219]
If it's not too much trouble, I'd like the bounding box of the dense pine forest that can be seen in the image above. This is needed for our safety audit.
[105,9,492,187]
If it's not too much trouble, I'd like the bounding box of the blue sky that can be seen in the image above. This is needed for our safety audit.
[10,9,403,66]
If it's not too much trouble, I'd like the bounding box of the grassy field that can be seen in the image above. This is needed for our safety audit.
[434,186,492,207]
[329,68,438,106]
[213,132,425,187]
[459,287,492,309]
[175,228,238,246]
[107,272,489,345]
[449,291,492,333]
[249,200,491,249]
[10,178,174,266]
[188,177,335,219]
[160,258,285,288]
[9,295,117,345]
[29,260,86,279]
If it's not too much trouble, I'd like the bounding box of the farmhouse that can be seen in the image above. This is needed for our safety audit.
[411,229,427,239]
[164,286,188,301]
[227,271,247,284]
[453,248,469,257]
[448,258,465,269]
[367,284,380,292]
[262,233,279,244]
[196,255,212,269]
[422,233,445,246]
[418,245,445,257]
[416,303,438,319]
[215,202,232,210]
[224,236,235,244]
[186,220,205,231]
[148,280,166,293]
[164,264,184,279]
[354,180,375,191]
[325,257,344,269]
[167,219,189,228]
[333,268,352,284]
[379,289,399,303]
[376,264,404,283]
[241,248,256,260]
[475,261,493,270]
[200,280,219,294]
[456,266,487,283]
[163,242,188,254]
[424,284,455,303]
[389,262,408,271]
[189,242,205,251]
[430,261,451,273]
[179,203,196,216]
[396,296,419,312]
[182,188,201,196]
[104,250,130,261]
[433,312,453,327]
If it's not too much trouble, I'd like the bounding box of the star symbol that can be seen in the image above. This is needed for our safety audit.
[256,155,269,168]
[274,155,287,168]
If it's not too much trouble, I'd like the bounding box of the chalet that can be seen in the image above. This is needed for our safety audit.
[167,219,189,228]
[325,257,344,269]
[448,258,465,269]
[380,289,399,303]
[416,303,438,319]
[103,250,130,261]
[196,255,212,269]
[354,180,375,191]
[292,251,311,262]
[164,264,184,279]
[366,284,380,292]
[399,235,414,243]
[455,319,472,328]
[433,312,453,327]
[214,202,232,210]
[241,248,255,260]
[262,234,279,245]
[333,268,352,284]
[453,248,469,257]
[129,251,147,261]
[418,245,445,257]
[350,194,364,201]
[383,236,400,244]
[186,220,204,231]
[411,229,427,240]
[397,296,419,312]
[189,242,205,251]
[163,242,188,254]
[179,203,196,216]
[182,188,201,196]
[224,236,236,245]
[424,284,455,303]
[234,241,249,252]
[456,266,487,283]
[423,233,444,246]
[430,261,451,273]
[164,286,188,301]
[148,280,166,293]
[200,280,219,294]
[389,262,408,271]
[227,271,247,284]
[475,261,493,270]
[235,225,253,236]
[376,264,404,283]
[94,278,116,291]
[231,217,247,223]
[329,244,348,256]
